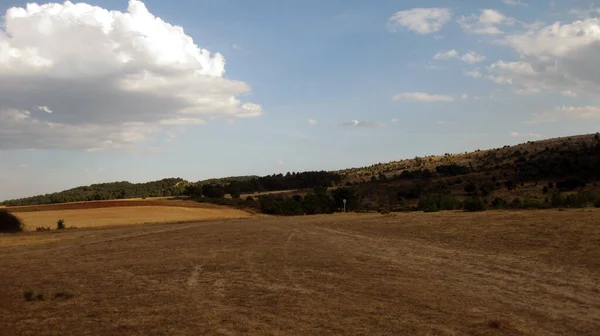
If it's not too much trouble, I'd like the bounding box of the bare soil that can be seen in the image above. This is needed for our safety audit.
[1,209,599,335]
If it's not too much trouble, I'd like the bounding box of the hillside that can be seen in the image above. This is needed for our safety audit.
[3,133,600,212]
[333,133,600,212]
[1,178,187,206]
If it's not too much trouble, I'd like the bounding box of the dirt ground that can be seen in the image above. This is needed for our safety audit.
[1,209,599,335]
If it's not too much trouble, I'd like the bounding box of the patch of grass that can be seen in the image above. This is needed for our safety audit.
[23,290,34,301]
[36,226,51,232]
[23,290,44,302]
[488,320,502,329]
[54,291,75,300]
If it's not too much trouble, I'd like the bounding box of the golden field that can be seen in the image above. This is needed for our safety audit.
[1,209,599,335]
[14,206,251,230]
[5,199,253,230]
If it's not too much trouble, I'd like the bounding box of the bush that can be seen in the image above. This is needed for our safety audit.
[463,198,486,212]
[57,219,65,230]
[491,198,507,209]
[418,194,460,212]
[0,210,24,233]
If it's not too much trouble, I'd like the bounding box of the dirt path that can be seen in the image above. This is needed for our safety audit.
[0,210,599,335]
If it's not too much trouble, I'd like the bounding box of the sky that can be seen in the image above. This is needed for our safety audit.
[1,0,600,201]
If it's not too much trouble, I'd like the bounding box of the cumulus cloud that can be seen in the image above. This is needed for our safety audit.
[307,119,317,125]
[464,69,483,78]
[509,131,541,138]
[0,0,262,151]
[458,9,514,35]
[341,120,387,128]
[393,92,455,102]
[487,17,600,96]
[562,90,578,98]
[503,0,528,6]
[37,106,52,113]
[433,50,486,64]
[388,8,452,35]
[525,106,600,124]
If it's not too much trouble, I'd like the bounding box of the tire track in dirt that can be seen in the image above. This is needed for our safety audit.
[318,224,600,336]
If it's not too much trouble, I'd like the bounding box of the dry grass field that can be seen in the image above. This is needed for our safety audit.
[6,200,253,230]
[1,209,599,335]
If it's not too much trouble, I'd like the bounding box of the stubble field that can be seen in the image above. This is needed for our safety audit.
[1,209,599,335]
[5,199,253,230]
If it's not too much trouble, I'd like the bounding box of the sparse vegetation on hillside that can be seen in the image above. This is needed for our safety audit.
[3,133,600,216]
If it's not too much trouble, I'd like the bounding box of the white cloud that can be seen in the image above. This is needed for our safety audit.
[525,106,600,124]
[568,8,600,19]
[458,9,514,35]
[488,17,600,96]
[277,160,284,166]
[435,50,486,64]
[434,35,444,40]
[437,120,457,125]
[509,131,541,138]
[16,163,29,169]
[0,1,262,151]
[307,119,317,125]
[433,50,459,60]
[341,120,387,128]
[37,106,52,113]
[388,8,452,35]
[503,0,528,6]
[464,69,483,78]
[390,118,398,123]
[561,90,578,98]
[393,92,455,102]
[460,52,487,64]
[461,94,469,100]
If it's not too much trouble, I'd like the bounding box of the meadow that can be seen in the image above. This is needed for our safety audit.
[1,209,599,335]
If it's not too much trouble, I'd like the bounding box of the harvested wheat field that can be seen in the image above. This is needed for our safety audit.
[6,199,253,230]
[1,209,599,335]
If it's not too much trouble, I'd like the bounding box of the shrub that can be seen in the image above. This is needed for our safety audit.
[522,197,545,209]
[0,210,24,233]
[491,198,507,209]
[23,291,34,301]
[245,196,254,201]
[57,219,65,230]
[418,194,460,212]
[463,198,486,212]
[55,291,75,300]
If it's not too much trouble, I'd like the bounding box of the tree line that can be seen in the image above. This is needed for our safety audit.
[2,178,186,206]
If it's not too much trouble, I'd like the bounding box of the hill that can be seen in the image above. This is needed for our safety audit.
[333,133,600,211]
[3,133,600,212]
[1,178,187,206]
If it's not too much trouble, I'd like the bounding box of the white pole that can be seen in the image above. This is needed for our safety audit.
[343,199,347,213]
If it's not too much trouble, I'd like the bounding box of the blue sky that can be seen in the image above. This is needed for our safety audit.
[1,0,600,200]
